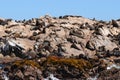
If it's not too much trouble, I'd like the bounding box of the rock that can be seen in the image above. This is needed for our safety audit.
[112,19,120,27]
[0,38,36,58]
[86,41,95,51]
[109,48,120,56]
[0,26,6,37]
[55,28,66,38]
[110,27,120,35]
[0,54,4,58]
[98,26,111,36]
[64,44,85,57]
[15,70,24,79]
[98,68,120,80]
[88,35,117,51]
[0,15,120,79]
[114,58,120,63]
[0,18,7,25]
[36,19,45,27]
[0,38,24,57]
[70,29,85,39]
[71,43,81,50]
[44,74,59,80]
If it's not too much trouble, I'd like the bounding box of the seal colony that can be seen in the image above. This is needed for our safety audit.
[0,15,120,80]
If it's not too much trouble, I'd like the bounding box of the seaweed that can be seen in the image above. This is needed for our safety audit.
[13,60,41,69]
[13,56,92,72]
[43,56,92,71]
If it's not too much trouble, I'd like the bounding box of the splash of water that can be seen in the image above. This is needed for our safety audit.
[107,64,120,70]
[3,74,9,80]
[2,72,9,80]
[44,74,59,80]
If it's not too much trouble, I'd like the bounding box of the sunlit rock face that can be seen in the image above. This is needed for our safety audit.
[0,15,120,79]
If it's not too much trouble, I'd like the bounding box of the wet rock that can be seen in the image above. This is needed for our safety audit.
[0,38,25,57]
[4,60,43,80]
[98,68,120,80]
[42,56,92,79]
[114,58,120,63]
[44,74,59,80]
[15,70,24,79]
[109,48,120,56]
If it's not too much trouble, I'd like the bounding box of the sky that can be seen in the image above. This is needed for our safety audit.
[0,0,120,21]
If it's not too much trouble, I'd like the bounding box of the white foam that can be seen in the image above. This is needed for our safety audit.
[107,64,120,70]
[3,73,9,80]
[44,74,59,80]
[87,74,98,80]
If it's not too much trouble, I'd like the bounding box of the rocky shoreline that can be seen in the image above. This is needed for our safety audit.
[0,15,120,80]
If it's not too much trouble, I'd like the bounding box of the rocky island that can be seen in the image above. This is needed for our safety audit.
[0,15,120,80]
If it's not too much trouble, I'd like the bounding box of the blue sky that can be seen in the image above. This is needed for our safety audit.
[0,0,120,20]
